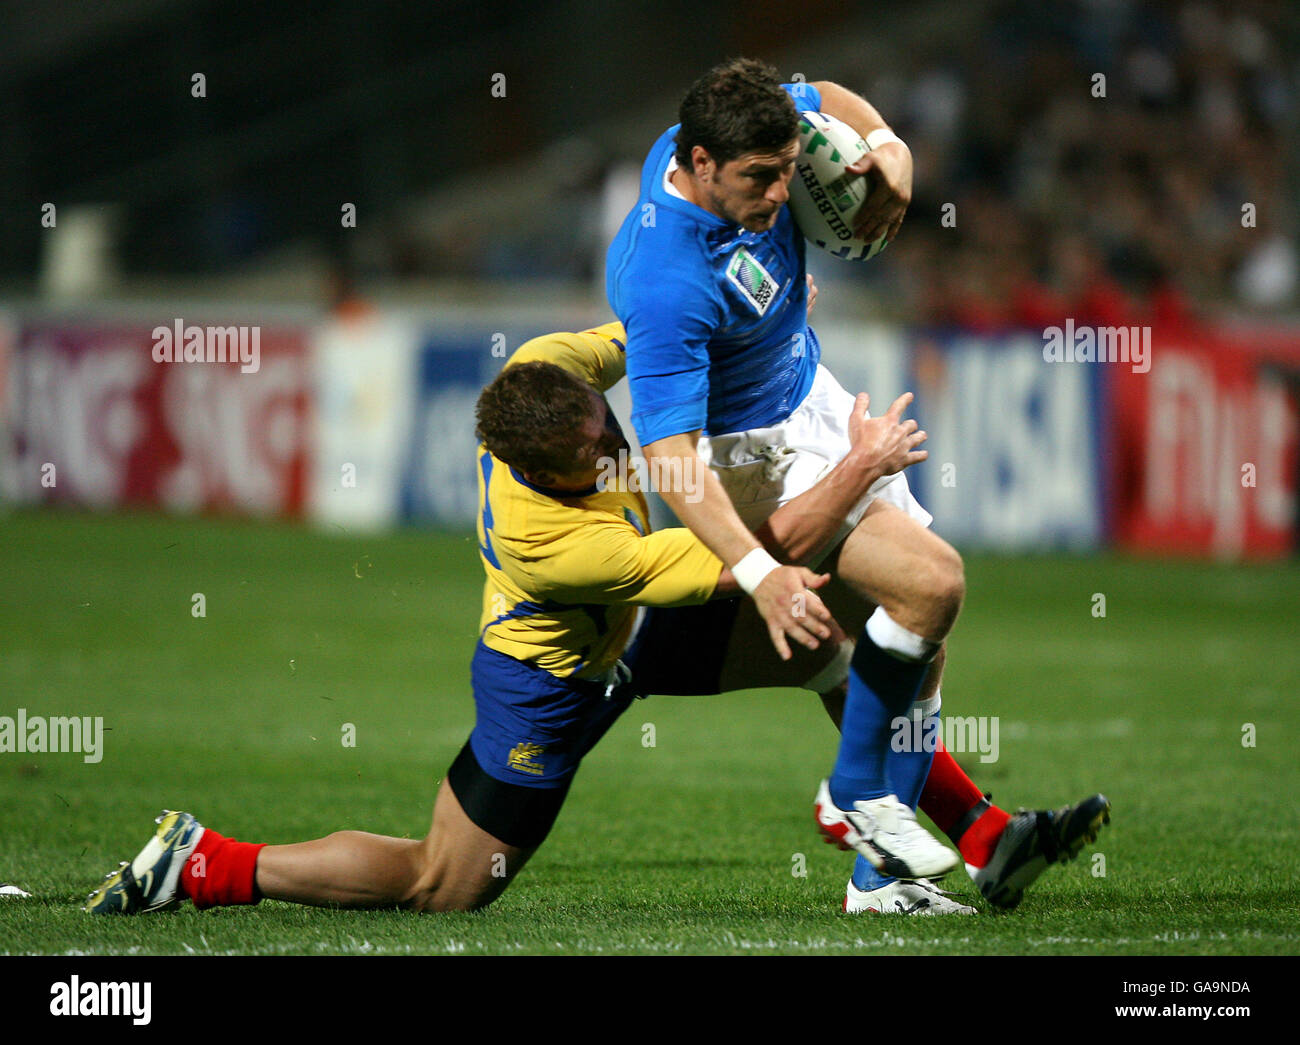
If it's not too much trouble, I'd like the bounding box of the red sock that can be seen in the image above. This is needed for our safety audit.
[919,740,1010,869]
[181,826,266,910]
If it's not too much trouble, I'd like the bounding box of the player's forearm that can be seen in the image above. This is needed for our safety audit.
[757,447,884,565]
[659,470,762,569]
[812,81,892,140]
[665,478,754,599]
[644,434,763,575]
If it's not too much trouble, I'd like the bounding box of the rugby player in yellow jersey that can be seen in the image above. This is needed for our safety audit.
[85,321,1105,917]
[83,320,933,916]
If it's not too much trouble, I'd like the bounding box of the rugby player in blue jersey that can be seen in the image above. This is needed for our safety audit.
[83,322,1107,920]
[85,322,1105,918]
[82,322,939,916]
[608,58,1108,911]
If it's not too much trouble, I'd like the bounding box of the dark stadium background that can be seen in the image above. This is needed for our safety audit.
[4,0,1295,310]
[1,0,1298,962]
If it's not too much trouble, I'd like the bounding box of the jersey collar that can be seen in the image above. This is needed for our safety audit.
[508,465,600,500]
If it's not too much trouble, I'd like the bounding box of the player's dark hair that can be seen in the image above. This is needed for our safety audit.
[674,57,799,169]
[476,361,595,478]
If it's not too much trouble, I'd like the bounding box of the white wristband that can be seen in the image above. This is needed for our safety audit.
[865,128,906,152]
[731,548,780,595]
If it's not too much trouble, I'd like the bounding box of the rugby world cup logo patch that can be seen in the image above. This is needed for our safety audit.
[726,247,780,316]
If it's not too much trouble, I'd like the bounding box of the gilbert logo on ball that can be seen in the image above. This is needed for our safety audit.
[788,111,889,260]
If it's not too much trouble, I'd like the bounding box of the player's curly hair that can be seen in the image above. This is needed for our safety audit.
[476,361,595,478]
[674,57,799,168]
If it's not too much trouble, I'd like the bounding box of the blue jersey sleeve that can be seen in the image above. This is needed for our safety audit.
[623,265,721,446]
[782,81,822,113]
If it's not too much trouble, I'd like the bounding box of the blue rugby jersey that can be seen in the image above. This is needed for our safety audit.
[606,81,824,447]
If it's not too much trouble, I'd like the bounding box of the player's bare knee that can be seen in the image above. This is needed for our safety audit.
[402,886,443,912]
[409,887,495,914]
[399,845,456,912]
[930,546,965,629]
[402,868,499,914]
[910,548,964,639]
[402,840,515,913]
[398,857,441,912]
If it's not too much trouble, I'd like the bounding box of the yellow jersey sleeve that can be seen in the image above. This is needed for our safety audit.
[506,321,627,392]
[507,511,721,608]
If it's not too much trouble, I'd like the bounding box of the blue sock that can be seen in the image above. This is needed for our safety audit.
[852,706,940,891]
[829,627,930,810]
[852,855,894,891]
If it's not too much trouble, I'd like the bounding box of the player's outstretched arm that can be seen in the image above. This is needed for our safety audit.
[812,80,912,245]
[645,430,835,661]
[756,391,927,565]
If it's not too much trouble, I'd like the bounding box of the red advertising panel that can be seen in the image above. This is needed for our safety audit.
[5,319,311,518]
[1109,326,1300,558]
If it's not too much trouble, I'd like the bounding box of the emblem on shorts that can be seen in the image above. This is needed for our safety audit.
[726,247,780,315]
[507,742,546,776]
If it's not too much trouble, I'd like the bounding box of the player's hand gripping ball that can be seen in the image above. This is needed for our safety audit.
[787,111,889,261]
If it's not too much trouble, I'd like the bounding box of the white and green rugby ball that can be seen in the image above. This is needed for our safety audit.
[788,110,889,261]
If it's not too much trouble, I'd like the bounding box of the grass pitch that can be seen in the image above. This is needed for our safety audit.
[1,509,1297,955]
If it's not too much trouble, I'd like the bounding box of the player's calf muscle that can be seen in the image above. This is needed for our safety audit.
[256,830,426,908]
[253,780,527,913]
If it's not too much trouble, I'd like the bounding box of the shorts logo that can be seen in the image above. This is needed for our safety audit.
[506,742,546,776]
[726,247,780,315]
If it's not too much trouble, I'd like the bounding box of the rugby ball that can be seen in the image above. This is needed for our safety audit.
[788,110,889,261]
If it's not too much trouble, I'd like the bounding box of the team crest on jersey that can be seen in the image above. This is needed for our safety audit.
[507,742,546,776]
[726,247,781,315]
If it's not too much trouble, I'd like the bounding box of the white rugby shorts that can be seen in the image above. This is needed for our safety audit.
[696,364,932,565]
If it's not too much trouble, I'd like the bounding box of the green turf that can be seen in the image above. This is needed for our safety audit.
[1,509,1297,954]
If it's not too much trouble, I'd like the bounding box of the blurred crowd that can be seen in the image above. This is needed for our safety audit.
[391,0,1296,327]
[877,0,1297,326]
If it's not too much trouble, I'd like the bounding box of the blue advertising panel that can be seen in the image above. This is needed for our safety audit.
[905,331,1105,550]
[400,329,548,525]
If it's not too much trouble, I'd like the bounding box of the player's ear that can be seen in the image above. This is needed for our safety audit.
[691,145,715,181]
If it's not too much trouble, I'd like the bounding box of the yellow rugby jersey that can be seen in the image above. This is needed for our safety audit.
[476,322,723,679]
